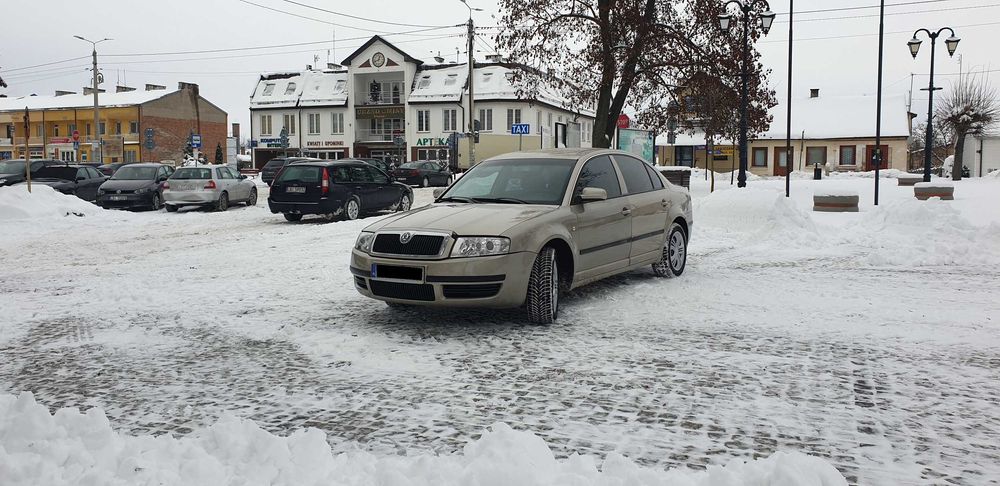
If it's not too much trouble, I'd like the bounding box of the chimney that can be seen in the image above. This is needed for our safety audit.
[809,88,820,98]
[306,64,313,71]
[485,54,504,63]
[55,90,76,97]
[116,85,136,93]
[232,123,240,140]
[326,63,341,70]
[145,83,167,91]
[178,82,200,96]
[83,87,106,95]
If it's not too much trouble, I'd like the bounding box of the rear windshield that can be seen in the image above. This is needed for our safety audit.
[276,165,320,183]
[0,161,26,174]
[171,168,213,180]
[112,166,158,180]
[264,159,288,169]
[399,162,422,169]
[34,167,77,180]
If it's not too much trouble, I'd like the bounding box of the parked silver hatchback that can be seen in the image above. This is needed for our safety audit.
[163,165,258,212]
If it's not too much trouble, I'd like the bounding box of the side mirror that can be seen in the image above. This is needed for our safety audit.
[432,188,446,199]
[579,187,608,202]
[239,174,247,180]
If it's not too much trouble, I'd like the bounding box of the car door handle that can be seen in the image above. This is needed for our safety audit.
[621,207,632,216]
[661,199,670,208]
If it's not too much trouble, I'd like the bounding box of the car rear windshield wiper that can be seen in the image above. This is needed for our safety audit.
[472,197,529,204]
[437,196,475,203]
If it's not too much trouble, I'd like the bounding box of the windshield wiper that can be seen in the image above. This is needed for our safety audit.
[437,196,475,203]
[472,197,529,204]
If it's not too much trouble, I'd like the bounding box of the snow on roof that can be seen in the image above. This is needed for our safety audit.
[298,71,348,107]
[250,70,348,109]
[0,89,173,112]
[249,72,304,109]
[657,94,911,145]
[407,64,467,103]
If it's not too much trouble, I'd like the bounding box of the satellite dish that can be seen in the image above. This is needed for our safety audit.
[433,51,445,63]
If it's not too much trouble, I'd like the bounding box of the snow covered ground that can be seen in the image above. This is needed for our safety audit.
[1,171,999,485]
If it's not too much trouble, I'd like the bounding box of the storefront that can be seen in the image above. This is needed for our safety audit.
[303,140,349,160]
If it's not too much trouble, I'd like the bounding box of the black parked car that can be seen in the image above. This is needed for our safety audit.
[261,157,313,186]
[19,165,108,201]
[0,159,64,187]
[96,163,130,176]
[268,160,413,222]
[97,163,174,211]
[391,161,452,187]
[358,157,392,174]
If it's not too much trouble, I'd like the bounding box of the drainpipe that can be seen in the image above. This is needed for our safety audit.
[978,136,984,177]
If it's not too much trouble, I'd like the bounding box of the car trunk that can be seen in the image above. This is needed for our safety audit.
[169,168,213,192]
[271,165,325,202]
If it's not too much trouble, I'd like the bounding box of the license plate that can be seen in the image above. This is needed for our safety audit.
[371,263,378,278]
[108,195,127,201]
[286,187,306,193]
[396,177,407,181]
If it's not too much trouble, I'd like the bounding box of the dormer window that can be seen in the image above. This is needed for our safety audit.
[262,83,275,96]
[284,82,297,95]
[417,75,432,89]
[333,80,346,92]
[481,72,493,83]
[444,74,458,86]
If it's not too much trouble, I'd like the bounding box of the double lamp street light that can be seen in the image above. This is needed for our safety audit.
[719,0,775,188]
[908,28,960,182]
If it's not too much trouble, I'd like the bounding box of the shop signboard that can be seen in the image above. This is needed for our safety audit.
[616,128,655,164]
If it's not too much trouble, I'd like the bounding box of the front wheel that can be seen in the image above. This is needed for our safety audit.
[165,204,178,213]
[652,222,687,278]
[150,193,162,211]
[246,188,257,206]
[216,192,229,212]
[526,247,559,324]
[393,193,411,212]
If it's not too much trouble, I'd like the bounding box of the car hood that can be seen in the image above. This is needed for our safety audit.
[101,179,156,191]
[26,179,74,188]
[365,203,556,236]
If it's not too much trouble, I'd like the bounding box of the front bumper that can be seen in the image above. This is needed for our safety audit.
[350,249,536,308]
[163,190,217,205]
[98,193,154,209]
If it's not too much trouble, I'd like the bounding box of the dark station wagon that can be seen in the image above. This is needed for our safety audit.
[267,160,414,222]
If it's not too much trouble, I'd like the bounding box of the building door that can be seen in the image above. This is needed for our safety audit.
[674,146,694,167]
[864,145,889,171]
[773,147,792,176]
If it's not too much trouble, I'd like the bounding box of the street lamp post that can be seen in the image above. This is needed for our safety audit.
[719,0,775,188]
[908,27,960,182]
[73,35,111,164]
[460,0,483,169]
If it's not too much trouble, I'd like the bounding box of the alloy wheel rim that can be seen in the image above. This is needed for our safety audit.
[669,231,685,270]
[348,200,359,219]
[401,196,410,211]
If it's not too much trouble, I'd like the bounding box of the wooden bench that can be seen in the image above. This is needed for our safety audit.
[657,166,692,189]
[897,174,923,186]
[813,190,859,212]
[914,182,954,200]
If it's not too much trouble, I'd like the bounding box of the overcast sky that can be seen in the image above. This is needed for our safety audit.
[1,0,996,136]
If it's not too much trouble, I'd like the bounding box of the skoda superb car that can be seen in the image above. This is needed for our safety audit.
[349,149,693,324]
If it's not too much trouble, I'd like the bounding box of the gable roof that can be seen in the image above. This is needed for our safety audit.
[0,89,173,112]
[340,35,423,66]
[249,70,348,109]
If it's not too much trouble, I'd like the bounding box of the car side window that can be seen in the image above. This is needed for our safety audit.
[332,167,351,182]
[615,155,654,194]
[157,167,168,180]
[76,168,88,180]
[369,167,389,184]
[350,166,373,182]
[217,168,231,180]
[574,156,622,200]
[644,164,664,190]
[89,167,103,179]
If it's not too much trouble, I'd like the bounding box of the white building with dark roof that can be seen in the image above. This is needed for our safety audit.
[248,35,594,169]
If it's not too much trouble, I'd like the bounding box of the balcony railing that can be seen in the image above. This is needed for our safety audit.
[358,91,403,106]
[356,128,404,143]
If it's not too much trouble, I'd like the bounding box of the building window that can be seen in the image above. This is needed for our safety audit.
[506,108,521,132]
[86,123,92,136]
[417,110,430,132]
[260,115,272,135]
[478,108,493,132]
[839,146,856,166]
[307,113,321,135]
[752,147,767,167]
[129,121,139,134]
[444,74,458,86]
[443,109,457,132]
[331,112,344,134]
[53,125,60,137]
[125,149,138,163]
[284,82,296,95]
[806,146,826,166]
[68,123,76,134]
[99,122,106,136]
[417,148,450,161]
[546,112,552,131]
[37,124,43,137]
[262,83,275,96]
[283,114,296,135]
[115,122,122,135]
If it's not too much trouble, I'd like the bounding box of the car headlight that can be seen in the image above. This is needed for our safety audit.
[98,189,105,196]
[451,237,510,258]
[134,188,148,194]
[354,232,375,253]
[0,178,6,185]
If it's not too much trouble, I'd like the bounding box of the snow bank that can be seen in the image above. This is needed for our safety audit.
[0,185,105,221]
[0,392,847,486]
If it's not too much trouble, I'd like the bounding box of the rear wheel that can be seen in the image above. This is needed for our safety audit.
[421,176,430,188]
[652,222,687,278]
[283,213,303,222]
[344,197,361,220]
[246,188,257,206]
[526,247,559,324]
[216,192,229,212]
[165,204,178,213]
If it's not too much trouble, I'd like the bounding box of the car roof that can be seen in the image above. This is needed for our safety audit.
[485,148,627,162]
[291,159,368,167]
[38,164,92,169]
[115,163,165,168]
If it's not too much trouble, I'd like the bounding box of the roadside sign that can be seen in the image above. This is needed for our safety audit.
[393,136,405,147]
[71,130,80,142]
[511,123,530,135]
[617,114,631,129]
[191,134,202,149]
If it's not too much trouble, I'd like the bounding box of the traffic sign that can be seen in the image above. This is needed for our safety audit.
[71,130,80,142]
[393,136,405,147]
[511,123,530,135]
[617,114,631,129]
[191,134,202,149]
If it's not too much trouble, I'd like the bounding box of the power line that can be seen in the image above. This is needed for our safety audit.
[236,0,457,36]
[277,0,455,28]
[760,20,1000,44]
[773,0,946,16]
[773,3,1000,23]
[2,56,89,74]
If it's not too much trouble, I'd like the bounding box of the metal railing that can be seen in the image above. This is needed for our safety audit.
[356,128,403,143]
[359,91,403,105]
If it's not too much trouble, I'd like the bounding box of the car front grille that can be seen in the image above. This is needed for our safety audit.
[369,281,435,301]
[372,233,445,256]
[442,284,503,299]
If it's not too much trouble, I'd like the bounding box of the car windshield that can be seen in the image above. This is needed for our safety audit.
[33,167,77,180]
[440,158,575,205]
[276,166,320,183]
[0,161,26,174]
[398,162,422,169]
[171,168,212,180]
[112,166,158,180]
[264,160,287,169]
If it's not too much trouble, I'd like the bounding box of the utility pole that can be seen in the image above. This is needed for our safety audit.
[461,0,481,168]
[75,35,111,164]
[874,0,885,205]
[23,107,31,193]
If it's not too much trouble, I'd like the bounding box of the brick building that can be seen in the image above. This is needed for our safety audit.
[0,82,227,164]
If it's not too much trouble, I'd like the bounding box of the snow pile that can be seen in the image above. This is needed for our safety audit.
[0,185,105,221]
[848,198,1000,266]
[697,187,819,240]
[0,392,848,486]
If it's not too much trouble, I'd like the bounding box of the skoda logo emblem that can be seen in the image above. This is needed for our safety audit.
[399,232,413,244]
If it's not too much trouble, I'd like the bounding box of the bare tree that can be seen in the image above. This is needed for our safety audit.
[495,0,775,148]
[937,73,999,180]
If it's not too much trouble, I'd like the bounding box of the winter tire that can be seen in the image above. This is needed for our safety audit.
[151,193,162,211]
[284,213,303,222]
[421,177,430,188]
[344,197,361,220]
[653,222,687,278]
[165,204,178,213]
[216,192,229,212]
[526,247,559,324]
[393,193,412,212]
[246,188,258,206]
